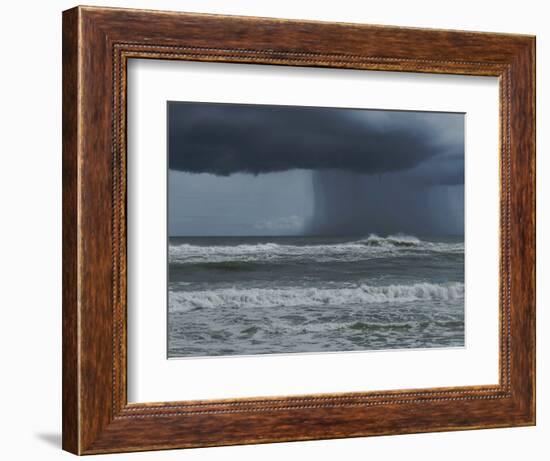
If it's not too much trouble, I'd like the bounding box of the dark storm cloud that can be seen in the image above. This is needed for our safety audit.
[407,152,464,186]
[168,102,464,183]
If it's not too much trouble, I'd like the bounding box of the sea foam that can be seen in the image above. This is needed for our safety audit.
[169,281,465,311]
[169,234,463,265]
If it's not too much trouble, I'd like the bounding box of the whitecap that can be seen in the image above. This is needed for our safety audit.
[169,234,463,265]
[169,281,465,311]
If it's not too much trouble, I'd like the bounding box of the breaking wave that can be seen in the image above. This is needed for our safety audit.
[169,282,464,311]
[169,234,463,265]
[358,233,421,247]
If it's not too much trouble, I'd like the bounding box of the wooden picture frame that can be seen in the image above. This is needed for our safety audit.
[62,5,535,455]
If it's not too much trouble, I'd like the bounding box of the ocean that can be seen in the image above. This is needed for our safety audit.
[167,234,465,358]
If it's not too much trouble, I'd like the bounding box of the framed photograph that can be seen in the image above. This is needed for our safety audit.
[62,6,535,455]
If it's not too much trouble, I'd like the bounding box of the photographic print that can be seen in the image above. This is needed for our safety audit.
[167,102,465,358]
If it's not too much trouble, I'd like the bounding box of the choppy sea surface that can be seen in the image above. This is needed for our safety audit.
[167,234,465,358]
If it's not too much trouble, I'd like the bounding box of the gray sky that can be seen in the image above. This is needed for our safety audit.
[168,102,464,237]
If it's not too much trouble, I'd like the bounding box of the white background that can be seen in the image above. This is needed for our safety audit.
[128,60,499,402]
[0,1,546,460]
